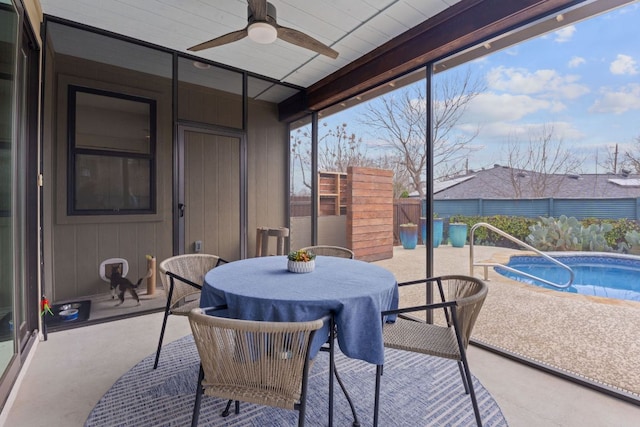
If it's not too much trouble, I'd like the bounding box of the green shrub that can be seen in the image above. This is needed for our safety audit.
[449,215,536,248]
[446,214,638,251]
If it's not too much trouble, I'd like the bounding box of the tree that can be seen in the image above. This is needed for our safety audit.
[290,122,375,193]
[623,135,640,173]
[596,143,631,174]
[316,122,376,172]
[501,124,584,198]
[359,67,484,198]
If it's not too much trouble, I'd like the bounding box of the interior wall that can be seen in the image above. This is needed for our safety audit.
[45,51,289,301]
[247,99,288,256]
[47,54,173,301]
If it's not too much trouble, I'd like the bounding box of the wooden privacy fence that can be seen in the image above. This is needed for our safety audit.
[393,198,422,245]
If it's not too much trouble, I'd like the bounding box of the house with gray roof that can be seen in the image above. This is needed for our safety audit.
[427,165,640,220]
[434,165,640,200]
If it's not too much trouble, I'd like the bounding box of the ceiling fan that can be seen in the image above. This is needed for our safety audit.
[187,0,339,59]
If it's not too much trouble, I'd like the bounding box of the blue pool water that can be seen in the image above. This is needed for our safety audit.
[494,253,640,302]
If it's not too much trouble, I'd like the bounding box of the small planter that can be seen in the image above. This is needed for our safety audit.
[287,249,316,273]
[399,223,418,249]
[448,223,468,248]
[287,259,315,273]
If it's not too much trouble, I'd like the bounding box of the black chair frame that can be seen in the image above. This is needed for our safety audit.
[153,257,227,370]
[373,277,484,427]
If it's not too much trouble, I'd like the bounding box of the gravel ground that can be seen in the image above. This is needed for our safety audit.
[373,245,640,397]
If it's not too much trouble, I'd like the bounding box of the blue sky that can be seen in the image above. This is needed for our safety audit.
[315,2,640,178]
[454,2,640,173]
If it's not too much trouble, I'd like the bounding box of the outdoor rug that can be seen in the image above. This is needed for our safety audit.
[85,335,507,426]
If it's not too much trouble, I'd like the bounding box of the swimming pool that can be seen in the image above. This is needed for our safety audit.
[494,253,640,302]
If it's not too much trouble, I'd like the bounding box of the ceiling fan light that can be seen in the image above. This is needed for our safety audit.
[248,22,277,44]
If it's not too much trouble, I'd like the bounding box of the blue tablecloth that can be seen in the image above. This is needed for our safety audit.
[201,256,398,365]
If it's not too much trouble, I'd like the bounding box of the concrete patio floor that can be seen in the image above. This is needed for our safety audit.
[2,246,640,426]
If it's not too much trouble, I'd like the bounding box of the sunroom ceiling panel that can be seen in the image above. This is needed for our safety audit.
[40,0,463,88]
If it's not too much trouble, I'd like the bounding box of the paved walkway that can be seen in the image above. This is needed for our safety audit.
[373,245,640,398]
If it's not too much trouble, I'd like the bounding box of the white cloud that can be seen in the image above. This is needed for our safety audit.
[505,47,519,56]
[568,56,586,68]
[486,66,589,99]
[461,92,552,123]
[589,83,640,114]
[554,26,576,43]
[610,54,638,75]
[459,121,583,141]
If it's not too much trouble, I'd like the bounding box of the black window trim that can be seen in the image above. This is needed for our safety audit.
[67,84,157,215]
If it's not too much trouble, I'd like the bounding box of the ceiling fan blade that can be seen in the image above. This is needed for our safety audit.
[247,0,267,21]
[187,28,248,52]
[276,25,339,59]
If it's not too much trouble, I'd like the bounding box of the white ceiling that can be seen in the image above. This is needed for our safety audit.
[39,0,462,88]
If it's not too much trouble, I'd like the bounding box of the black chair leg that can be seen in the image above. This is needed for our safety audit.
[457,360,470,394]
[153,295,173,369]
[221,399,240,417]
[221,400,232,417]
[191,365,205,427]
[153,310,170,369]
[460,352,482,426]
[373,364,383,427]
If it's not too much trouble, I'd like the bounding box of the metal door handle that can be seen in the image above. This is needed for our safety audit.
[178,203,186,217]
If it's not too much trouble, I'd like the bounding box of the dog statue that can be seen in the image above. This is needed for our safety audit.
[108,264,142,306]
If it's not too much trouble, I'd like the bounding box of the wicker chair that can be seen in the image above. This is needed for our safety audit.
[153,254,227,369]
[374,275,488,427]
[299,245,354,259]
[188,307,327,427]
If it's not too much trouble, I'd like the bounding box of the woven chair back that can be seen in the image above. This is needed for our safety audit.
[299,245,354,259]
[437,275,488,348]
[189,309,324,410]
[159,254,221,308]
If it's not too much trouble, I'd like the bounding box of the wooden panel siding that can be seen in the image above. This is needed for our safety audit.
[49,54,174,301]
[47,53,287,300]
[247,99,288,257]
[347,167,393,261]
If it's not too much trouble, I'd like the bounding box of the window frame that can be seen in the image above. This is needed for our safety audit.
[67,85,157,215]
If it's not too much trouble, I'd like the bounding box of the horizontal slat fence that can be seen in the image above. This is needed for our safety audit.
[433,197,640,220]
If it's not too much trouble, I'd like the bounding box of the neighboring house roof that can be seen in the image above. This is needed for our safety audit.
[432,165,640,199]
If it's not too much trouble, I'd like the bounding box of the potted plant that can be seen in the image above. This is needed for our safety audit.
[433,216,444,247]
[287,249,316,273]
[420,215,444,248]
[399,223,418,249]
[448,222,468,248]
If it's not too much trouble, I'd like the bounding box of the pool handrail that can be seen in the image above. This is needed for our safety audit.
[469,222,575,289]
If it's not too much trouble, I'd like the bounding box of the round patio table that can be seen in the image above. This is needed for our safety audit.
[201,255,398,365]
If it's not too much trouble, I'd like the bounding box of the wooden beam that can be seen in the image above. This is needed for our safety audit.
[279,0,585,122]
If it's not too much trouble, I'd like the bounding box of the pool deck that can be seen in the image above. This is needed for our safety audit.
[373,245,640,399]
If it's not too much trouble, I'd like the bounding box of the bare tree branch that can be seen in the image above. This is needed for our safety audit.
[501,124,584,198]
[359,67,484,197]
